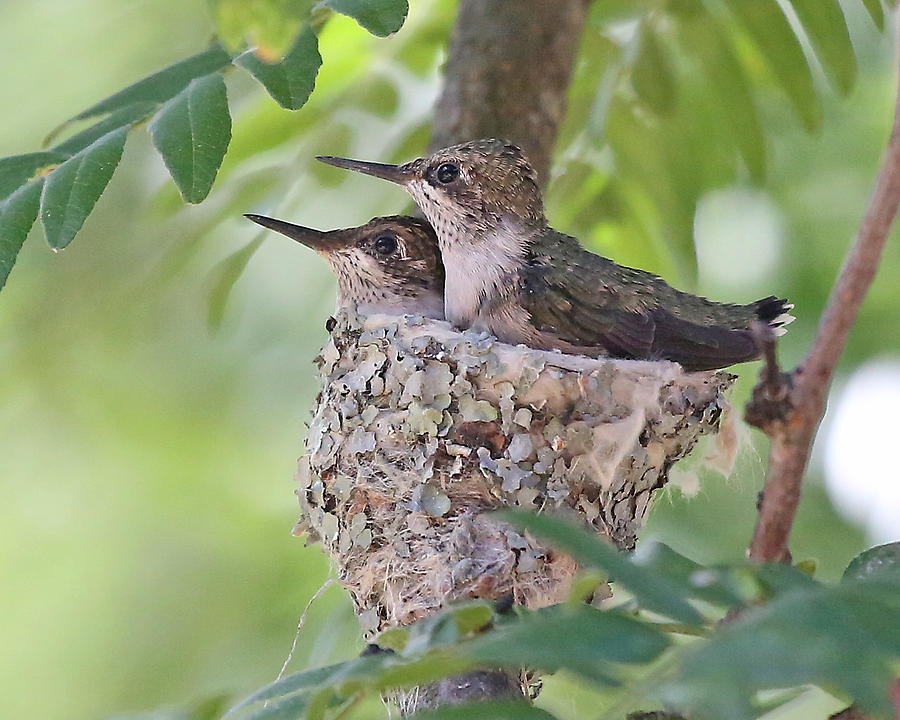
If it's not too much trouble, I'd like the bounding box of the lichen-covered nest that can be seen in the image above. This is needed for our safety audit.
[294,310,734,633]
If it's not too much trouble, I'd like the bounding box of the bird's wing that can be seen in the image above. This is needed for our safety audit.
[519,232,758,369]
[646,308,757,369]
[518,240,657,359]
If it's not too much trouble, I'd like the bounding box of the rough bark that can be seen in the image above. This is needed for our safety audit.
[429,0,591,186]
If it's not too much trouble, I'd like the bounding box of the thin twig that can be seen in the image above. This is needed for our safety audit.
[745,322,792,434]
[746,17,900,563]
[275,577,338,683]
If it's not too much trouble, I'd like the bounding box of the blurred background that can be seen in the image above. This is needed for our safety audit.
[1,1,898,719]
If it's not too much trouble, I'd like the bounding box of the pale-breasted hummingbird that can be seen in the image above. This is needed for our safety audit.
[245,214,445,320]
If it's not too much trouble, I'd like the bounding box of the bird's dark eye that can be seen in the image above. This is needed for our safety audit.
[435,163,460,184]
[373,233,398,257]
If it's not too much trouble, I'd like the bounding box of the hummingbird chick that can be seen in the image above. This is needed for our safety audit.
[245,214,445,319]
[317,140,793,371]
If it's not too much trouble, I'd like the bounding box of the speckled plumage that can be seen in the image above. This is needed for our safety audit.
[318,140,793,370]
[245,214,445,320]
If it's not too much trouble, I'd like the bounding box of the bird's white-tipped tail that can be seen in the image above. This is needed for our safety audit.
[753,297,794,337]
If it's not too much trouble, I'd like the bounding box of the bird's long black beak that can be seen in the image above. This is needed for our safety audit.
[316,156,412,184]
[244,214,344,251]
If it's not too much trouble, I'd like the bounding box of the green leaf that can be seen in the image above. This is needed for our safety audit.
[226,663,346,714]
[402,601,495,655]
[724,0,822,132]
[747,562,819,597]
[860,0,885,31]
[790,0,857,95]
[235,25,322,110]
[226,657,404,718]
[0,152,68,201]
[663,574,900,720]
[0,180,43,290]
[450,602,494,635]
[188,693,234,720]
[325,0,408,37]
[497,512,704,626]
[632,22,676,116]
[229,604,665,718]
[407,700,560,720]
[241,691,310,720]
[148,73,232,204]
[72,44,233,122]
[843,542,900,582]
[39,127,128,249]
[465,605,668,682]
[333,654,463,700]
[374,627,410,653]
[836,577,900,652]
[633,542,743,608]
[303,687,342,720]
[53,102,158,156]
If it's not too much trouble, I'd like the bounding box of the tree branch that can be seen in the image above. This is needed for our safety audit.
[429,0,591,186]
[746,20,900,563]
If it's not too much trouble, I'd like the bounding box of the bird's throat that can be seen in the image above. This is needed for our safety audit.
[441,221,531,329]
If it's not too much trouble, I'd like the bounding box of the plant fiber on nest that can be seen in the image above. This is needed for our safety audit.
[294,309,735,635]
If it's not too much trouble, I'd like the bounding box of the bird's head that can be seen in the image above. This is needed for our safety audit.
[245,214,445,318]
[317,139,546,247]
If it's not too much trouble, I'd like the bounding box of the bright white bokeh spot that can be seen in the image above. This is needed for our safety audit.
[823,359,900,543]
[694,187,783,291]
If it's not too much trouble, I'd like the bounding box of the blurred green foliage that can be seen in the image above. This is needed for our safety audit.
[0,0,410,288]
[1,1,899,719]
[226,516,900,720]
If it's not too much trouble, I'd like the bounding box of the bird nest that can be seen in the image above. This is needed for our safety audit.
[294,309,735,633]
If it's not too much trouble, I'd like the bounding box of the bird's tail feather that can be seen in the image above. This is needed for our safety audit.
[752,296,795,337]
